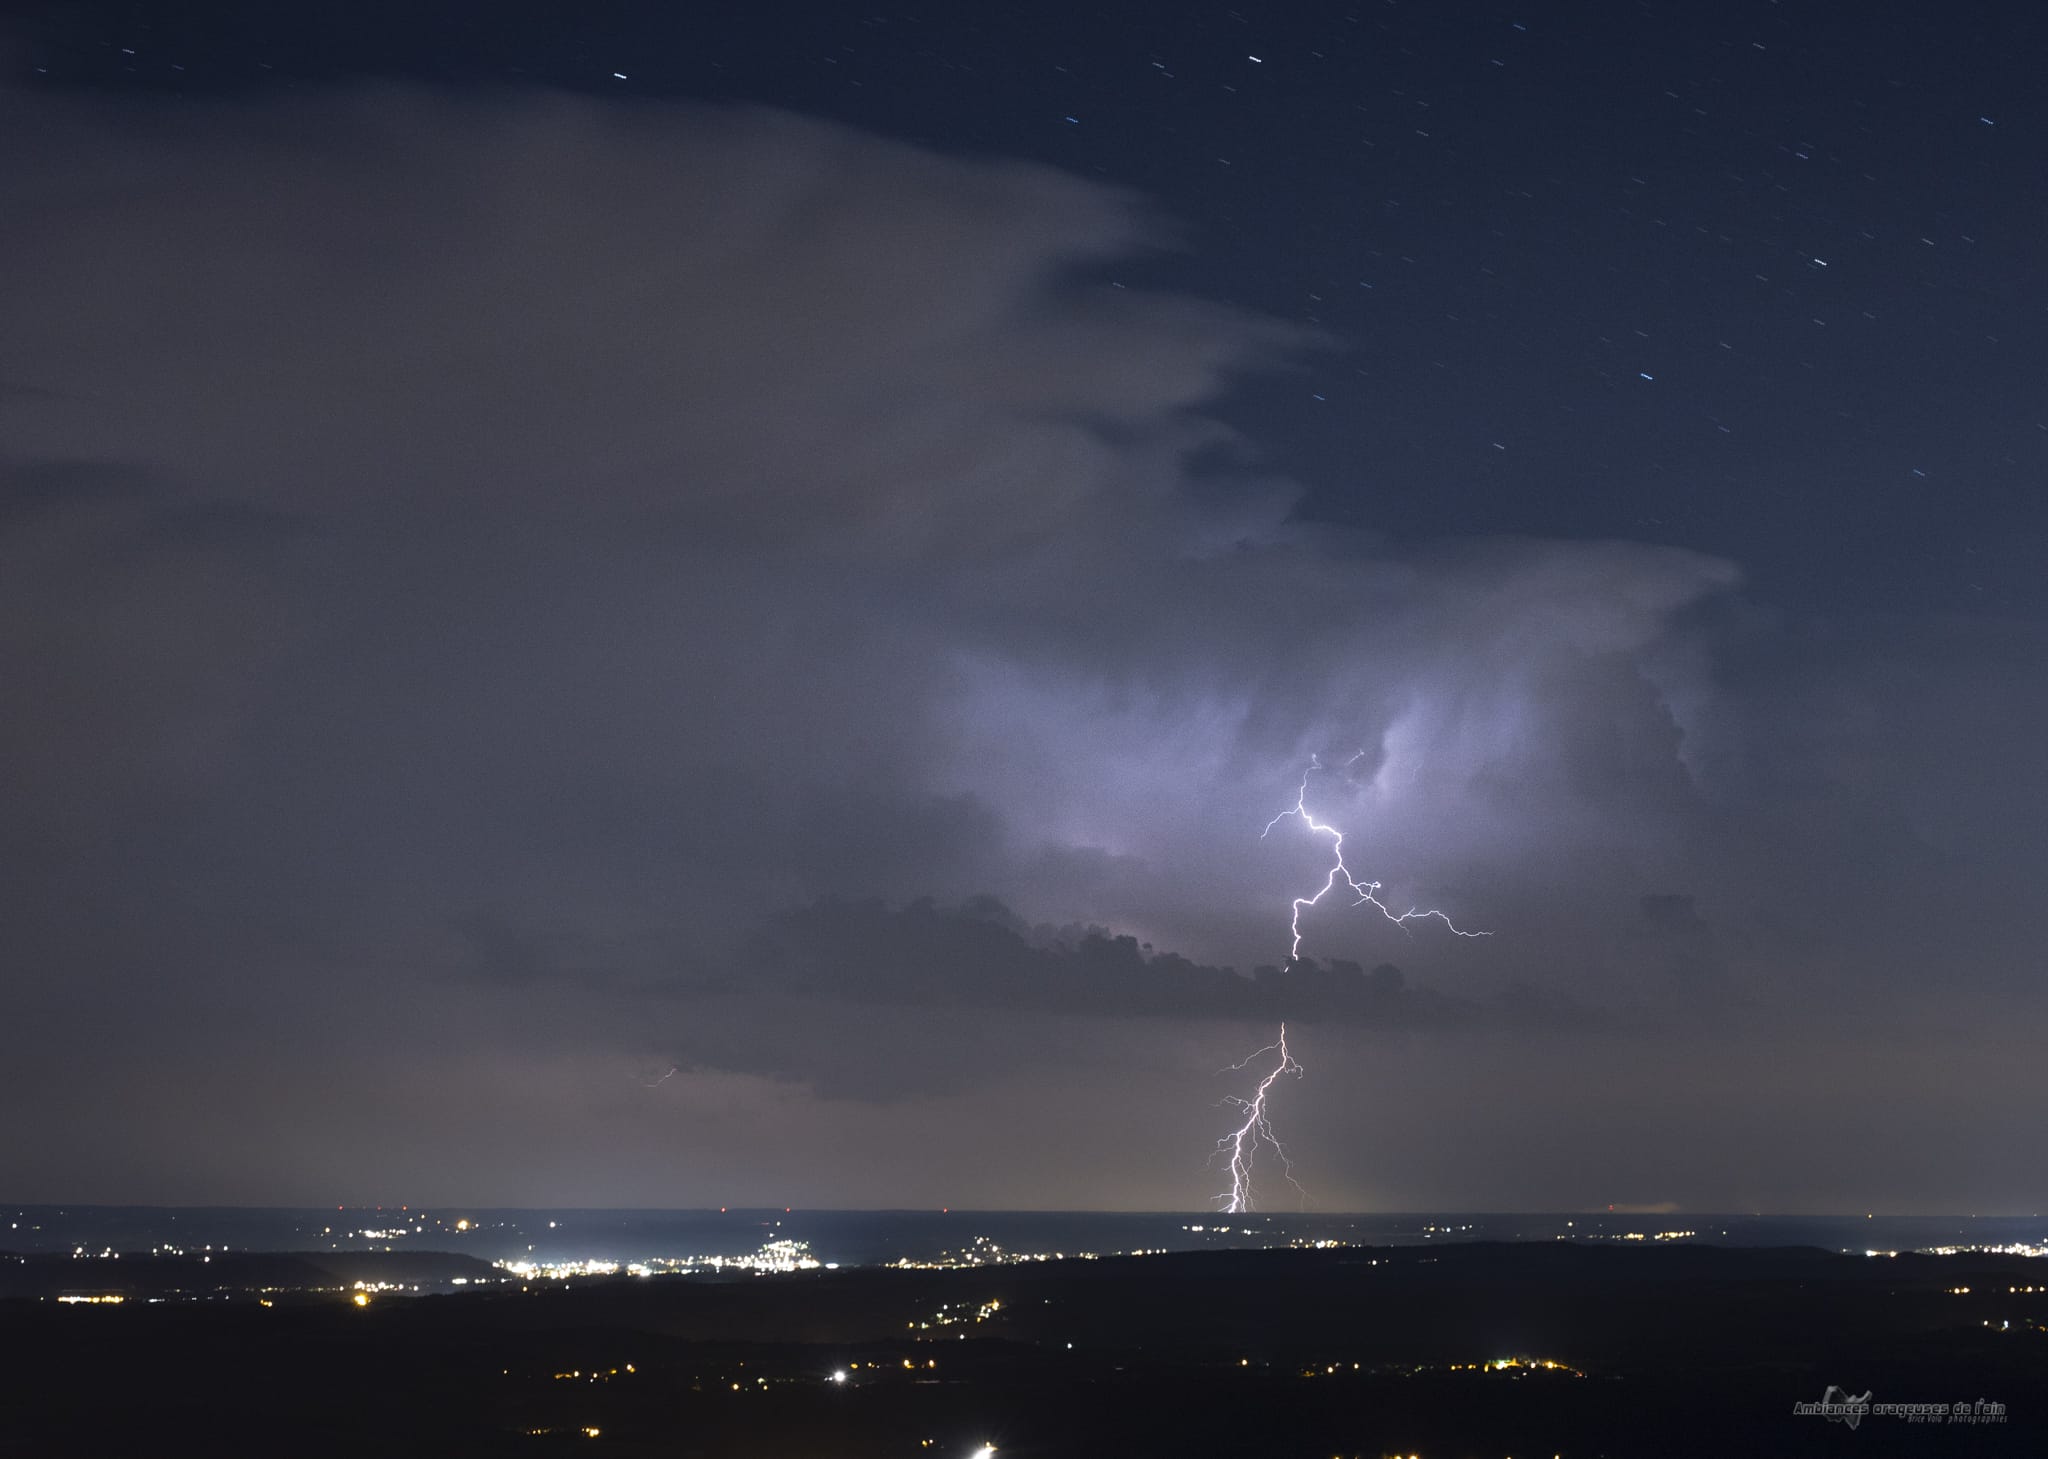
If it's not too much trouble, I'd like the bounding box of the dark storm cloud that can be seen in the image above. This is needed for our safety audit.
[723,894,1510,1029]
[1633,893,1724,984]
[1,85,2040,1208]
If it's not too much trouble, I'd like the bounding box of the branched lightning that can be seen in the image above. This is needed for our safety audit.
[1261,752,1489,963]
[1204,756,1490,1209]
[1211,1023,1304,1213]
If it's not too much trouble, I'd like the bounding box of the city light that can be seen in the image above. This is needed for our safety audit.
[496,1237,824,1283]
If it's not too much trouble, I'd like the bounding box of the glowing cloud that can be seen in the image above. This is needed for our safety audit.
[1262,753,1489,964]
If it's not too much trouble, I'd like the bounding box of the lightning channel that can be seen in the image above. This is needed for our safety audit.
[1211,1023,1304,1213]
[1206,756,1489,1208]
[1262,752,1489,963]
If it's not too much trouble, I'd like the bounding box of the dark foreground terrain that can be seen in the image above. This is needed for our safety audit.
[5,1243,2043,1456]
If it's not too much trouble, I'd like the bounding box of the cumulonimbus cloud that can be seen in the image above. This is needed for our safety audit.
[2,87,2038,1206]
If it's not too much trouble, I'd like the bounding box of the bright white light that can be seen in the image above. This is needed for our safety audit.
[969,1447,997,1459]
[831,1369,848,1384]
[1263,754,1486,962]
[1211,1025,1304,1213]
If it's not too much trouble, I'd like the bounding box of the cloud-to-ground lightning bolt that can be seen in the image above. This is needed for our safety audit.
[1211,1023,1304,1213]
[1205,757,1491,1208]
[1261,752,1490,963]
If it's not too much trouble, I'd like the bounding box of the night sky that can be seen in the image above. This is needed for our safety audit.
[4,1,2043,1213]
